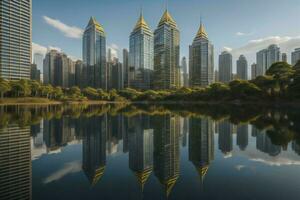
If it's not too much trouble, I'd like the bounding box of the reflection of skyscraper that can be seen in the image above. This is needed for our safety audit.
[237,125,248,151]
[129,115,153,191]
[82,115,107,186]
[107,114,125,154]
[256,131,281,156]
[154,115,180,197]
[182,118,189,147]
[218,120,233,154]
[0,125,31,200]
[189,117,214,182]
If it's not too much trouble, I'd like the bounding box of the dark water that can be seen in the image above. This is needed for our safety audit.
[1,104,300,200]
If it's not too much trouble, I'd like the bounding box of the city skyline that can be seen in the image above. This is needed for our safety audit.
[32,0,300,73]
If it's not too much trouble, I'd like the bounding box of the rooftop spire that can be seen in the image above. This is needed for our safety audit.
[133,9,151,32]
[86,17,105,33]
[158,9,177,27]
[195,17,208,40]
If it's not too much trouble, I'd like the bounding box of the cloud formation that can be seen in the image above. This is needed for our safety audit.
[236,31,254,37]
[32,42,61,56]
[43,16,83,39]
[43,160,81,184]
[108,43,120,59]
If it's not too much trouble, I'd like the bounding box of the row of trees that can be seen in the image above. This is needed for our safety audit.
[1,61,300,102]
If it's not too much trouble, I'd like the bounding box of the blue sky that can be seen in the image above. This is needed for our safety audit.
[32,0,300,72]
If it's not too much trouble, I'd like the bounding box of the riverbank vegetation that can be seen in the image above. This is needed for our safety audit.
[1,61,300,104]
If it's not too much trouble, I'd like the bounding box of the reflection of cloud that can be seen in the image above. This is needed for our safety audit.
[250,158,300,166]
[235,165,246,171]
[43,161,81,184]
[224,153,232,159]
[43,16,83,39]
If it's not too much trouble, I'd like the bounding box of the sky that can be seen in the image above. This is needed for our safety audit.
[32,0,300,72]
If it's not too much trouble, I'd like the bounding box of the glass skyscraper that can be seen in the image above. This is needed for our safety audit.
[236,55,248,80]
[219,51,233,83]
[83,17,107,89]
[189,22,214,87]
[129,12,154,89]
[0,0,31,80]
[256,44,280,76]
[154,10,180,89]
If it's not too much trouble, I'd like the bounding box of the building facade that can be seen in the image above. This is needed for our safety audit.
[129,12,154,90]
[292,48,300,65]
[83,17,107,89]
[218,51,232,83]
[123,49,129,88]
[256,44,280,76]
[251,63,257,80]
[0,0,32,80]
[30,63,40,81]
[181,57,189,87]
[108,58,124,90]
[236,55,248,80]
[189,22,214,87]
[154,10,181,89]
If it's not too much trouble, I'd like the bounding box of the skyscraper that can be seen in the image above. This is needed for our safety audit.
[43,50,58,85]
[281,53,287,63]
[34,53,44,72]
[123,49,129,88]
[108,58,124,90]
[75,60,83,87]
[219,51,232,83]
[129,12,154,90]
[181,57,189,87]
[256,44,280,76]
[189,22,214,87]
[83,17,107,89]
[154,10,180,89]
[30,63,41,81]
[292,48,300,65]
[236,55,248,80]
[251,63,257,80]
[0,0,32,80]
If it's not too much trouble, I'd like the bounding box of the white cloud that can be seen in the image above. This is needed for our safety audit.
[235,165,246,171]
[43,16,83,39]
[236,31,254,37]
[43,160,81,184]
[108,43,120,59]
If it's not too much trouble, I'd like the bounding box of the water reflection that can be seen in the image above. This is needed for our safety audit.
[1,104,300,199]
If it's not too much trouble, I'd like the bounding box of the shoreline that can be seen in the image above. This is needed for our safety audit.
[0,97,300,107]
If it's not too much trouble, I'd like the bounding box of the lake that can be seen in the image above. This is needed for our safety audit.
[1,104,300,200]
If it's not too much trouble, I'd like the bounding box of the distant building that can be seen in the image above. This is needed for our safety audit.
[123,49,129,88]
[154,10,181,89]
[129,12,154,90]
[214,70,219,82]
[189,22,214,87]
[30,64,41,81]
[0,0,31,80]
[251,63,257,80]
[108,58,124,90]
[43,50,58,85]
[236,55,248,80]
[292,48,300,65]
[83,17,107,89]
[75,60,83,87]
[181,57,189,87]
[34,53,44,73]
[256,44,280,76]
[219,51,232,83]
[281,53,287,63]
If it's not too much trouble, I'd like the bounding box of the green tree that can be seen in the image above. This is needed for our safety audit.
[229,79,262,100]
[29,80,41,97]
[69,86,81,98]
[52,87,64,99]
[0,78,11,99]
[10,79,31,97]
[82,87,99,100]
[40,84,53,99]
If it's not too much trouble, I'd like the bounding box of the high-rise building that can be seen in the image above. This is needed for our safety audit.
[292,48,300,65]
[108,58,124,90]
[83,17,107,89]
[43,50,75,88]
[0,125,32,200]
[189,117,214,181]
[281,53,287,63]
[34,53,44,72]
[236,55,248,80]
[251,63,257,80]
[30,63,41,81]
[189,22,214,87]
[218,51,232,83]
[123,49,129,88]
[181,57,189,87]
[0,0,32,80]
[75,60,83,87]
[256,44,280,76]
[154,10,180,89]
[129,12,154,90]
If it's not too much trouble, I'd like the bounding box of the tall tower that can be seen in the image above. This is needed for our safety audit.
[236,55,248,80]
[189,22,214,87]
[83,17,107,89]
[0,0,32,80]
[154,9,180,89]
[219,51,233,83]
[129,11,154,89]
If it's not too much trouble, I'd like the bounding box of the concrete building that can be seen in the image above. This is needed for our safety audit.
[154,10,181,89]
[123,49,129,88]
[236,55,248,80]
[129,12,154,90]
[0,0,32,80]
[251,63,257,80]
[30,63,40,81]
[34,53,44,73]
[292,48,300,65]
[256,44,280,76]
[108,58,124,90]
[189,22,214,87]
[219,51,232,83]
[281,53,287,63]
[75,60,83,87]
[181,57,189,87]
[83,17,107,89]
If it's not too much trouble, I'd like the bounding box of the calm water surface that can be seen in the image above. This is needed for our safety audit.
[1,104,300,200]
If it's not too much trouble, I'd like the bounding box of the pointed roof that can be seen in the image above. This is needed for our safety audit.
[158,10,177,27]
[134,168,152,191]
[195,22,208,40]
[133,12,151,32]
[86,17,105,33]
[163,176,179,197]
